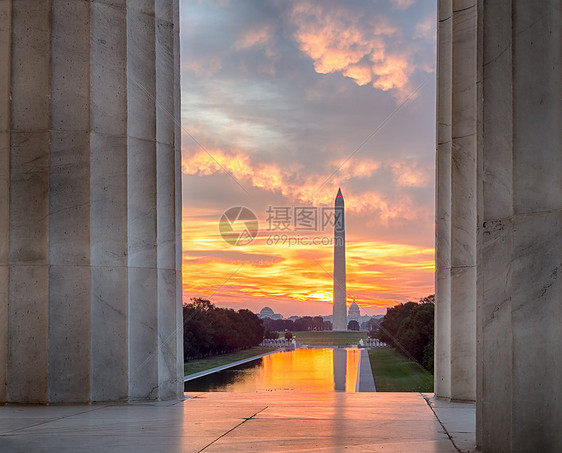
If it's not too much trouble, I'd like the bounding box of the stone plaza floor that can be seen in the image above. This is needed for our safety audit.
[0,392,475,452]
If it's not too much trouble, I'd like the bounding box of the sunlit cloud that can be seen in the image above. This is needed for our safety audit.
[182,211,434,316]
[184,57,223,77]
[182,147,428,225]
[345,191,425,223]
[286,0,429,99]
[343,64,374,86]
[235,24,277,58]
[184,250,283,268]
[335,159,382,178]
[390,161,431,187]
[180,0,437,316]
[414,14,437,41]
[390,0,415,10]
[371,53,412,92]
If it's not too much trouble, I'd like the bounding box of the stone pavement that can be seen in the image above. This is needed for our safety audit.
[0,392,475,452]
[356,349,377,392]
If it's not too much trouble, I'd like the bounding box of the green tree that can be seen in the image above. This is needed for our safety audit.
[263,318,295,332]
[366,317,382,337]
[376,301,418,344]
[183,298,265,361]
[375,295,435,371]
[294,316,313,331]
[264,330,278,339]
[312,316,325,330]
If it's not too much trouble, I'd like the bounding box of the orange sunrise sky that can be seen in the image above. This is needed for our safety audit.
[180,0,437,317]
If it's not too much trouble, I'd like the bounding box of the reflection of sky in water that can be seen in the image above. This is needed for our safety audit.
[185,348,360,392]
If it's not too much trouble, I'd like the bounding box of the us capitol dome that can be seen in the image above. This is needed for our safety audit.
[257,306,282,320]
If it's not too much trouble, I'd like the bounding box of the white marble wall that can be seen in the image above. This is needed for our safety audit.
[0,0,183,403]
[439,0,562,450]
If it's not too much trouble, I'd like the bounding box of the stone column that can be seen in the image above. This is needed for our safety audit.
[477,0,562,451]
[434,0,452,399]
[0,0,183,404]
[475,0,514,447]
[435,0,478,402]
[0,0,11,403]
[439,0,562,450]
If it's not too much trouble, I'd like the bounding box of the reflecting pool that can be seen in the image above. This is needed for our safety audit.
[185,348,361,392]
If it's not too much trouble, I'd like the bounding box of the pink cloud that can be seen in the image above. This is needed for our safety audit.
[414,14,437,41]
[286,1,429,99]
[182,147,429,225]
[390,0,415,10]
[185,57,223,76]
[389,161,431,188]
[235,24,275,49]
[235,23,277,58]
[334,159,382,178]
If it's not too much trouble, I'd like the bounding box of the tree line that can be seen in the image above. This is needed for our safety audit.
[183,298,264,361]
[183,295,435,369]
[263,316,332,337]
[373,295,434,372]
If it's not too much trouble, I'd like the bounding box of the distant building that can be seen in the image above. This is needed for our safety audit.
[347,299,361,323]
[257,306,283,320]
[346,299,381,331]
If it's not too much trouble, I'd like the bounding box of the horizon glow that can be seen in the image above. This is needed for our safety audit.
[180,0,437,317]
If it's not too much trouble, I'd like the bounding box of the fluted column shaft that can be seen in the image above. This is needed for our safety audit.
[0,0,182,404]
[437,0,562,451]
[476,0,562,451]
[435,0,478,402]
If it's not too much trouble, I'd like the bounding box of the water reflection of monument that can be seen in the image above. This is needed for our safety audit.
[333,348,347,391]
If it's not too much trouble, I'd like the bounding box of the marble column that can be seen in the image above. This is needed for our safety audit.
[0,0,11,402]
[0,0,183,404]
[434,0,452,399]
[476,0,562,451]
[435,0,478,402]
[438,0,562,450]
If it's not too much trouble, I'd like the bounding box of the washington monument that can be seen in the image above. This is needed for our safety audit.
[332,188,347,331]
